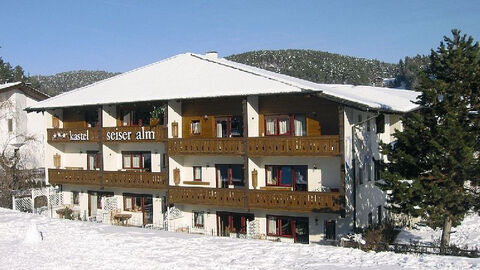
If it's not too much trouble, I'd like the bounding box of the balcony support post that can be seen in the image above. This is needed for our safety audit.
[97,106,104,188]
[242,98,250,209]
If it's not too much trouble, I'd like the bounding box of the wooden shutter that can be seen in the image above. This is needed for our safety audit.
[53,153,61,169]
[52,115,60,128]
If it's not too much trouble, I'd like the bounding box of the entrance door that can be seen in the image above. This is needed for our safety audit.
[294,218,309,244]
[143,196,153,225]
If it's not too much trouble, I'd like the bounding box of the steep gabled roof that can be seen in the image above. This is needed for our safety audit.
[0,82,49,101]
[27,53,420,113]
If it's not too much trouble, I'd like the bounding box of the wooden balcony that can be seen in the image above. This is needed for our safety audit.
[168,138,244,156]
[48,169,167,189]
[103,171,167,189]
[47,128,100,143]
[102,125,167,143]
[168,187,246,208]
[48,169,100,185]
[248,136,340,156]
[249,190,342,213]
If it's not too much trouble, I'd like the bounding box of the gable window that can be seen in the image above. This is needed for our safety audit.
[215,116,243,137]
[193,166,202,181]
[266,165,307,191]
[7,119,13,132]
[376,114,385,134]
[122,151,151,171]
[191,120,201,135]
[193,211,204,228]
[216,164,244,188]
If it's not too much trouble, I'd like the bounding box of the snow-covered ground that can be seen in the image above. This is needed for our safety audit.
[1,208,478,270]
[396,213,480,250]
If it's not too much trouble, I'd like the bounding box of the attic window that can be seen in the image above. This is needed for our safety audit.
[7,119,12,132]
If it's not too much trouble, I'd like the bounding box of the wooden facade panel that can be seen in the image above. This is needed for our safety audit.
[102,126,167,143]
[248,136,340,156]
[168,187,246,208]
[47,128,100,143]
[63,109,87,128]
[168,138,244,156]
[258,94,339,136]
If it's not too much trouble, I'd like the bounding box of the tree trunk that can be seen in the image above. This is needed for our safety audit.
[440,215,453,252]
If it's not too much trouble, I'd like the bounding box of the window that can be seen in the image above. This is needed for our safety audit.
[266,216,293,237]
[121,109,150,126]
[72,191,80,205]
[123,193,152,213]
[373,158,381,181]
[215,116,243,138]
[194,211,204,228]
[161,153,167,170]
[122,152,151,171]
[368,212,373,227]
[377,206,383,225]
[293,115,306,136]
[376,114,385,134]
[87,151,100,170]
[191,120,201,135]
[216,164,244,187]
[366,120,371,132]
[266,165,308,190]
[218,212,254,235]
[325,220,336,240]
[7,119,13,132]
[96,192,113,209]
[193,166,202,181]
[85,110,98,127]
[265,115,290,136]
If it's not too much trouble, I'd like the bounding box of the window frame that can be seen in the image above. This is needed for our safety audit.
[72,191,80,205]
[191,120,201,135]
[265,114,306,137]
[122,151,151,171]
[265,165,307,189]
[193,166,202,181]
[266,215,294,238]
[123,193,149,212]
[193,211,205,228]
[215,164,244,187]
[215,116,243,138]
[87,151,100,171]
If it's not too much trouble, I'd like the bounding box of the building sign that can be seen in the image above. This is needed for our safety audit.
[52,130,89,141]
[105,127,156,141]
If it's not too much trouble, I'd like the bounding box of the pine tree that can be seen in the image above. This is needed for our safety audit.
[379,29,480,250]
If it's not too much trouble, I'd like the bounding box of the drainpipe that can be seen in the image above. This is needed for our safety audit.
[351,111,379,231]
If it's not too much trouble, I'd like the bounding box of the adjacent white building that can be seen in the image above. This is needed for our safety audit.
[27,53,420,243]
[0,82,48,179]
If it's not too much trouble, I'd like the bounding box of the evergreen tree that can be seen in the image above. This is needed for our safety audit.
[378,29,480,249]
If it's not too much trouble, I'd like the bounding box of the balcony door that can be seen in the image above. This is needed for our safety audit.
[215,116,243,138]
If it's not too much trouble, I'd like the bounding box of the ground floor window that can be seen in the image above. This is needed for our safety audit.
[88,191,113,216]
[377,206,382,225]
[72,191,80,205]
[267,215,309,243]
[123,193,153,225]
[217,212,254,236]
[194,211,204,228]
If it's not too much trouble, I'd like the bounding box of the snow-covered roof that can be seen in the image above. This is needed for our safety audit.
[27,53,420,113]
[0,81,49,101]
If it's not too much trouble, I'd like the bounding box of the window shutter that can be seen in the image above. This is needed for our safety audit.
[53,154,61,169]
[52,115,60,128]
[95,152,102,169]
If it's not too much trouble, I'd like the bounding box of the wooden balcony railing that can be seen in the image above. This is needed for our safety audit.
[102,125,167,143]
[168,187,246,208]
[48,169,167,189]
[248,136,340,156]
[168,138,244,155]
[103,171,167,189]
[47,128,100,143]
[48,169,100,185]
[249,190,342,213]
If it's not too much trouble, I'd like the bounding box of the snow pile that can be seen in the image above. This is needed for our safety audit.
[396,213,480,249]
[23,222,43,245]
[0,208,478,269]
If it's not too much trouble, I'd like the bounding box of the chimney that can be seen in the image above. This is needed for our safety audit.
[205,51,218,59]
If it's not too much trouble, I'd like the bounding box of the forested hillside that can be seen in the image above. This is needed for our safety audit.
[226,49,399,86]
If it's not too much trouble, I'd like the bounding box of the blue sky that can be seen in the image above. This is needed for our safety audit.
[1,0,479,75]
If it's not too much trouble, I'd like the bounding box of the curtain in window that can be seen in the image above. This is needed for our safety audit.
[294,115,306,136]
[194,212,204,227]
[125,196,132,210]
[123,155,131,168]
[132,154,141,168]
[279,118,289,135]
[216,122,223,138]
[267,216,277,235]
[192,122,200,134]
[194,167,202,180]
[266,167,277,185]
[266,118,276,135]
[123,112,130,126]
[88,154,95,170]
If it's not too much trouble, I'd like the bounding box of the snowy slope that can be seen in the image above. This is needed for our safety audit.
[0,208,478,270]
[396,213,480,249]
